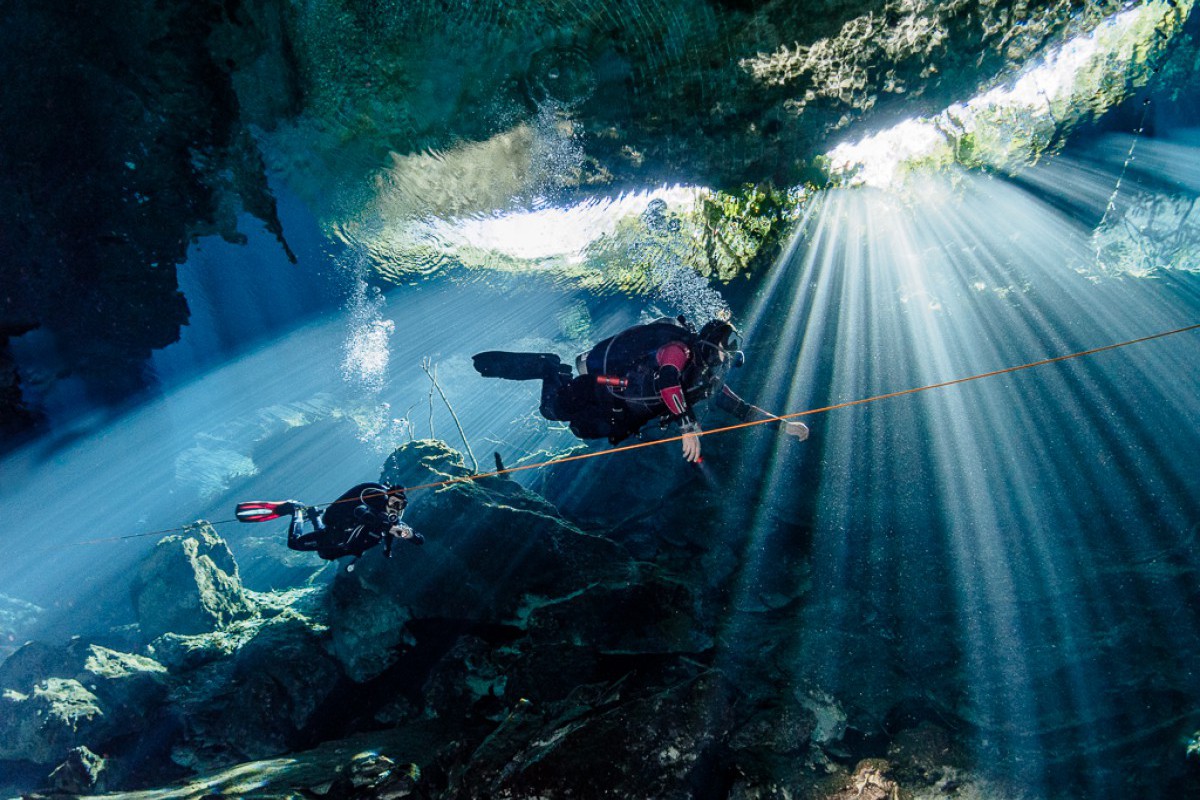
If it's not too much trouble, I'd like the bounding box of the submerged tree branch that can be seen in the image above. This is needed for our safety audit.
[420,357,479,473]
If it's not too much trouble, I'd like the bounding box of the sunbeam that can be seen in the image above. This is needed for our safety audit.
[707,133,1200,795]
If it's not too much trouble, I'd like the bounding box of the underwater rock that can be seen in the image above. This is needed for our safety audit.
[0,329,40,448]
[262,0,1116,216]
[59,726,439,800]
[451,669,735,798]
[45,745,107,794]
[77,643,169,723]
[0,639,169,764]
[0,0,1151,441]
[537,436,749,560]
[0,640,73,697]
[815,758,900,800]
[167,610,340,770]
[0,0,297,433]
[498,642,602,708]
[0,678,107,764]
[884,720,969,790]
[519,571,715,656]
[323,440,634,691]
[730,700,817,756]
[149,618,270,673]
[381,439,475,489]
[420,635,510,723]
[131,524,258,639]
[333,440,632,626]
[328,566,415,683]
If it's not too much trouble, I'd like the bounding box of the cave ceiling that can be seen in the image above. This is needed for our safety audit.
[0,0,1192,434]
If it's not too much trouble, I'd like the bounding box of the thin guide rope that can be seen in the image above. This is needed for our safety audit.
[64,321,1200,548]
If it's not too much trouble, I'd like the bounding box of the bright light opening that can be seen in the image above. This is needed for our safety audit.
[425,185,701,263]
[827,3,1169,189]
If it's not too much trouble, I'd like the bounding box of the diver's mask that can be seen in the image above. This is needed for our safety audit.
[386,493,406,524]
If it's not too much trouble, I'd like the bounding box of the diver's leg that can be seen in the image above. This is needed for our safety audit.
[473,352,562,380]
[287,506,322,551]
[540,369,583,421]
[306,506,325,532]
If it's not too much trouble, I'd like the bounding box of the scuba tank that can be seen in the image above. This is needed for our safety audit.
[582,316,696,397]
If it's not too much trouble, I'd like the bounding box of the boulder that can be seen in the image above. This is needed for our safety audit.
[451,669,735,798]
[885,720,969,789]
[167,610,341,770]
[730,701,817,756]
[324,441,634,683]
[420,635,511,722]
[131,524,258,639]
[0,639,169,766]
[79,644,170,718]
[45,745,107,794]
[148,586,325,672]
[520,571,714,656]
[0,639,76,695]
[0,678,107,764]
[382,441,633,616]
[327,565,414,684]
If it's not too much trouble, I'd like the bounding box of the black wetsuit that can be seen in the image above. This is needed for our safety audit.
[288,482,406,560]
[541,318,753,444]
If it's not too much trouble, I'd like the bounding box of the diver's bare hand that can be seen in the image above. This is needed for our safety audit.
[681,432,702,462]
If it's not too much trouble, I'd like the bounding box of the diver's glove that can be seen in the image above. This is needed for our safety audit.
[782,420,810,441]
[680,419,702,463]
[393,522,424,546]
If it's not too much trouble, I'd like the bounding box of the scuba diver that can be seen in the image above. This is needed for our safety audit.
[235,483,423,571]
[472,316,809,462]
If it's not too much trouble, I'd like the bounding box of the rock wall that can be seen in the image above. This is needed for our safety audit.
[0,0,294,446]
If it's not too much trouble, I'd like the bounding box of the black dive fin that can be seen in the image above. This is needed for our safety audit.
[235,500,294,523]
[472,351,561,380]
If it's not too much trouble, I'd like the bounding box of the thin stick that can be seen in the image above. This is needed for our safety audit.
[421,356,436,439]
[420,357,480,473]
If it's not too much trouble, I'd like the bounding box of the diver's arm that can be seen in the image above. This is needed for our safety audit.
[716,386,809,439]
[653,343,691,418]
[651,342,704,460]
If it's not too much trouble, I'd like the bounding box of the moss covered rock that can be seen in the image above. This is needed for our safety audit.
[0,678,106,764]
[131,524,258,639]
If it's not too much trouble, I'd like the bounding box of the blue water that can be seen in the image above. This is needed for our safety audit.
[3,90,1200,800]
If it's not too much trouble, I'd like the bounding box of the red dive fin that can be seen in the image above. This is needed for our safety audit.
[235,501,293,523]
